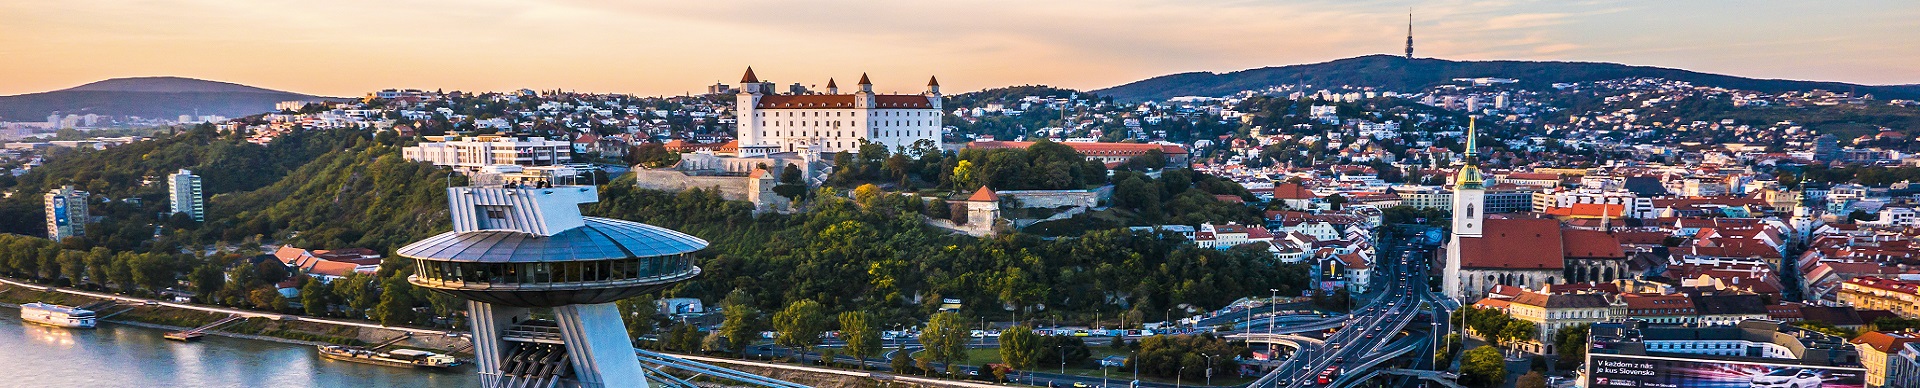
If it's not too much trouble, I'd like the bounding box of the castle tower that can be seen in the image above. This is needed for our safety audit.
[1443,117,1485,301]
[736,67,765,148]
[825,78,838,94]
[855,73,874,109]
[404,173,706,388]
[925,76,943,111]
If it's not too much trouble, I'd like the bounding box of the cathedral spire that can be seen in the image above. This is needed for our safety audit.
[1405,11,1415,60]
[1464,116,1478,164]
[1454,117,1484,190]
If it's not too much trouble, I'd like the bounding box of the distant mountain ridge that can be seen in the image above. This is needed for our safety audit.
[1092,54,1920,102]
[0,76,331,121]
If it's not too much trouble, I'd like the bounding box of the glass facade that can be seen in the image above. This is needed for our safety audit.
[413,253,695,287]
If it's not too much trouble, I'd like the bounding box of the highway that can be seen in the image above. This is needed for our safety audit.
[1250,226,1441,387]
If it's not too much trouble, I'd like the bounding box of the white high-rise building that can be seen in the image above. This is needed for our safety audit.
[732,67,943,156]
[402,135,572,173]
[45,185,89,241]
[168,169,205,222]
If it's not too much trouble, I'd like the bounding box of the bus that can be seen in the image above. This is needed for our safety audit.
[1315,365,1342,385]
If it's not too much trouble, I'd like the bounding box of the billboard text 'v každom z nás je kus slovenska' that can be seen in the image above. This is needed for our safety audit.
[1587,353,1865,388]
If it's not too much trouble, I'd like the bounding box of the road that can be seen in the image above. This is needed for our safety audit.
[1252,226,1442,387]
[0,276,462,337]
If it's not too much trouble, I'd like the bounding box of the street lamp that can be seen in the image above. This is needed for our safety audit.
[1059,344,1066,374]
[1430,321,1441,368]
[1131,350,1139,381]
[1202,353,1216,386]
[1269,288,1279,335]
[1176,366,1186,388]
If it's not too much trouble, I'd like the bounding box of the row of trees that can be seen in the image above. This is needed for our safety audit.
[0,233,449,328]
[820,138,1113,193]
[1459,306,1539,349]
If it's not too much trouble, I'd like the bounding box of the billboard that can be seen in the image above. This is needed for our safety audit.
[51,196,68,227]
[1586,353,1865,388]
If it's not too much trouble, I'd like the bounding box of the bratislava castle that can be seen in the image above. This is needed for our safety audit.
[733,67,944,156]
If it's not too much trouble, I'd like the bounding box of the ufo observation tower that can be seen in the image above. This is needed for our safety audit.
[404,173,704,388]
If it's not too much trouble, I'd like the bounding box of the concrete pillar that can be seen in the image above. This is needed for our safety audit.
[467,300,529,387]
[554,302,650,388]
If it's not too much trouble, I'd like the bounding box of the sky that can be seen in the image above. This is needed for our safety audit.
[2,0,1917,97]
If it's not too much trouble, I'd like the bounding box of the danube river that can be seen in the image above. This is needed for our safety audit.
[1,306,477,388]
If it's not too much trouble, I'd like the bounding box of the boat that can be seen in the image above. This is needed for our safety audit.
[19,302,97,329]
[317,345,463,369]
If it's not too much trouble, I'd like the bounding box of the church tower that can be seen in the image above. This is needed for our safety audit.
[1451,117,1486,237]
[1790,189,1820,245]
[1443,117,1485,302]
[1404,12,1415,60]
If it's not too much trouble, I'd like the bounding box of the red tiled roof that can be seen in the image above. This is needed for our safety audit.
[1562,230,1626,259]
[753,94,934,109]
[1545,203,1625,218]
[307,260,360,278]
[1852,331,1920,353]
[1458,218,1566,269]
[1506,173,1560,181]
[1273,183,1317,200]
[1614,231,1670,245]
[1622,294,1695,316]
[966,186,999,202]
[968,140,1189,156]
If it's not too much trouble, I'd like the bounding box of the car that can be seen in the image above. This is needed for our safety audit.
[1073,383,1092,388]
[1750,368,1824,388]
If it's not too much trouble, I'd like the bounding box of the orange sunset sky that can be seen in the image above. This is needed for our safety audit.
[3,1,1916,97]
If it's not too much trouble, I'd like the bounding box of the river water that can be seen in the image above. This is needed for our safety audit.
[0,306,478,388]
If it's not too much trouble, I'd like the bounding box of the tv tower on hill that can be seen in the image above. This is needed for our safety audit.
[1405,11,1415,59]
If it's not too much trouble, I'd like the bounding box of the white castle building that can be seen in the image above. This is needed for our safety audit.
[732,67,944,156]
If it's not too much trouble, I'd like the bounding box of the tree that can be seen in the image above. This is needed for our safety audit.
[1324,193,1349,211]
[772,299,829,363]
[1037,335,1093,369]
[852,184,882,208]
[918,312,972,376]
[1499,320,1538,348]
[617,296,661,342]
[627,142,680,168]
[1461,346,1507,388]
[999,325,1041,379]
[950,160,976,190]
[55,249,86,284]
[1554,323,1590,370]
[773,164,807,202]
[248,287,286,311]
[838,311,881,370]
[719,291,763,356]
[1517,371,1547,388]
[370,276,416,325]
[300,278,333,316]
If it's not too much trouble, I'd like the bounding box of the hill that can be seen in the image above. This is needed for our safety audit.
[1093,54,1920,102]
[0,77,332,121]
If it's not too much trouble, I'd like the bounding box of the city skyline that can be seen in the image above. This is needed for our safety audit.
[4,1,1917,97]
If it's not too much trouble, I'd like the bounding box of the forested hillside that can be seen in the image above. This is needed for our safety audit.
[586,177,1305,323]
[1094,54,1920,102]
[0,125,451,254]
